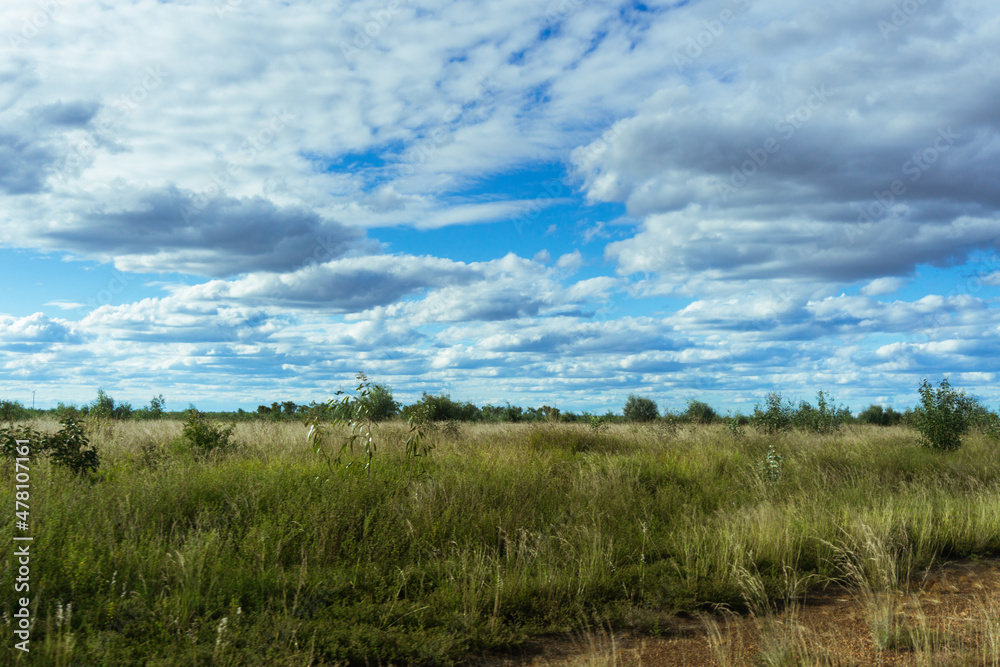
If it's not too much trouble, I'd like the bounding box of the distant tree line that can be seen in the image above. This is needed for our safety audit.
[3,380,997,440]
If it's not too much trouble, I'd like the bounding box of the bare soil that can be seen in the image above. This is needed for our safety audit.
[477,557,1000,666]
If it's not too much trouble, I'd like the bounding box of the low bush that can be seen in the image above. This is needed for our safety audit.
[685,400,717,424]
[623,394,658,422]
[912,378,969,451]
[751,392,793,434]
[0,417,100,475]
[181,409,237,458]
[858,404,904,426]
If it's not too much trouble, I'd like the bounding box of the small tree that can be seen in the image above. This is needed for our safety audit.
[751,391,793,434]
[913,378,969,451]
[91,389,115,418]
[0,400,28,424]
[182,409,237,458]
[859,404,903,427]
[623,394,659,422]
[149,395,166,419]
[793,390,849,434]
[363,384,399,422]
[685,400,717,424]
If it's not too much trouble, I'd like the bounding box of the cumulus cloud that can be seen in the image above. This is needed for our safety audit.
[860,277,909,296]
[45,187,368,277]
[1,0,999,412]
[572,0,1000,289]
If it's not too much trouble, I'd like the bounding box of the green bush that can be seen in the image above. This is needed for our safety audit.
[0,399,29,423]
[858,404,903,426]
[684,400,717,424]
[402,393,481,422]
[913,378,969,451]
[0,417,100,475]
[792,390,850,434]
[623,394,658,422]
[362,383,399,421]
[751,391,793,434]
[43,417,101,474]
[182,409,237,458]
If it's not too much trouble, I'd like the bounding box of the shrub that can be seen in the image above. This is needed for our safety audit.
[792,390,850,434]
[362,384,399,422]
[685,400,717,424]
[588,414,610,431]
[757,445,783,483]
[149,394,166,419]
[623,394,658,422]
[912,378,969,451]
[43,417,101,474]
[91,388,116,418]
[751,392,793,434]
[858,404,903,426]
[182,409,237,458]
[402,393,481,422]
[0,417,100,475]
[0,399,29,423]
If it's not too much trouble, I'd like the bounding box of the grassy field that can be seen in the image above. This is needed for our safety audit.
[2,418,1000,665]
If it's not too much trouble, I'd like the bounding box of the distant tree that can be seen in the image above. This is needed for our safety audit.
[402,393,480,422]
[92,389,115,418]
[859,404,902,426]
[751,392,793,434]
[282,401,298,416]
[685,400,717,424]
[362,384,399,422]
[148,395,166,419]
[623,394,659,422]
[112,401,133,420]
[0,400,28,424]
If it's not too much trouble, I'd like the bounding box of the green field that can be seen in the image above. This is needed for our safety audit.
[2,418,1000,665]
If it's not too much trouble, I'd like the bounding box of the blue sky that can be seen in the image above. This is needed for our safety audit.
[1,0,999,414]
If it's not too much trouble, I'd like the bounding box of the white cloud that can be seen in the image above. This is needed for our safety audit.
[555,250,583,272]
[860,277,909,296]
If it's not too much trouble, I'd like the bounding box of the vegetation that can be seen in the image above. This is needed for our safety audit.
[1,417,100,475]
[685,399,717,424]
[751,391,794,434]
[858,403,904,426]
[623,394,659,422]
[180,409,237,459]
[0,374,998,664]
[913,377,974,451]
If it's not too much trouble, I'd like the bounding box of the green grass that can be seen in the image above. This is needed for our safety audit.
[2,421,999,664]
